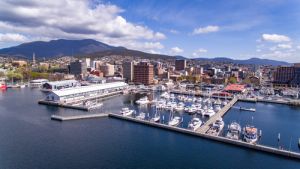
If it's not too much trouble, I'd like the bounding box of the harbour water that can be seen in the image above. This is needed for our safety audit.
[0,88,300,169]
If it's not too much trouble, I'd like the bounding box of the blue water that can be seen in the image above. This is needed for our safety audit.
[0,88,299,169]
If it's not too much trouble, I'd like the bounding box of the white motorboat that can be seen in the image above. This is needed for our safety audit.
[214,99,222,105]
[164,101,177,110]
[170,93,176,100]
[174,102,185,111]
[226,122,241,140]
[161,92,170,99]
[205,109,216,117]
[214,105,222,112]
[195,103,202,110]
[136,97,150,105]
[203,105,208,111]
[136,112,146,120]
[213,118,225,131]
[243,125,258,144]
[222,100,228,106]
[168,116,182,126]
[120,107,134,116]
[187,97,193,102]
[188,118,202,131]
[203,98,209,103]
[185,105,197,114]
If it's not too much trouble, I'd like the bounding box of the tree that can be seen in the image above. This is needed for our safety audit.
[228,76,237,84]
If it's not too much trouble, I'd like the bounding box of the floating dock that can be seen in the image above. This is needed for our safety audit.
[197,97,238,134]
[108,113,300,161]
[51,113,108,121]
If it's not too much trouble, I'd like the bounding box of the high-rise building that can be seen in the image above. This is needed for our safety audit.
[273,64,300,87]
[133,62,154,85]
[99,63,115,77]
[175,59,186,71]
[69,60,87,79]
[123,61,134,82]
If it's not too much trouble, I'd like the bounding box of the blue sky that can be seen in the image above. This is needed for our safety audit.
[0,0,299,62]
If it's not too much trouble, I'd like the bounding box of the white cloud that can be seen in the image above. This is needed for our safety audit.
[193,25,220,34]
[0,0,166,51]
[261,34,291,43]
[192,48,208,57]
[277,44,292,49]
[0,33,28,42]
[170,29,179,34]
[170,47,183,54]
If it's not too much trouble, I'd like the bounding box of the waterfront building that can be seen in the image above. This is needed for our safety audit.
[99,63,115,77]
[224,84,246,94]
[41,80,80,92]
[175,59,186,71]
[133,62,154,85]
[123,61,134,82]
[69,60,87,79]
[45,82,128,102]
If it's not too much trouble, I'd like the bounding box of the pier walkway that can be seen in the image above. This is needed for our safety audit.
[51,113,108,121]
[197,97,238,134]
[108,113,300,161]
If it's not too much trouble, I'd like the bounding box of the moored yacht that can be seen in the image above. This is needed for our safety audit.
[188,118,202,131]
[120,107,134,116]
[243,125,258,144]
[214,105,222,112]
[226,122,241,140]
[185,104,197,114]
[168,116,182,126]
[205,109,215,117]
[136,112,146,120]
[174,102,185,111]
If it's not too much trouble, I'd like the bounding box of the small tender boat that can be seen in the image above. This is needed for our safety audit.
[120,107,134,116]
[188,118,202,131]
[243,125,258,144]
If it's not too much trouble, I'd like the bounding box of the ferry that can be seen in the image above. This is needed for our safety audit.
[188,118,202,131]
[243,125,258,144]
[29,79,49,88]
[120,107,134,116]
[226,122,241,140]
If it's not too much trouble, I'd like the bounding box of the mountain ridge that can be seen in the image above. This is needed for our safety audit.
[0,39,291,66]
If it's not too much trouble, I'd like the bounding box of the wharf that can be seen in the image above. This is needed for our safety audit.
[197,97,238,134]
[38,91,123,111]
[108,113,300,161]
[51,113,108,121]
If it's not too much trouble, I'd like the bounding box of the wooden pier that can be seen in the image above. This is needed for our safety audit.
[51,113,108,121]
[197,97,238,134]
[108,113,300,161]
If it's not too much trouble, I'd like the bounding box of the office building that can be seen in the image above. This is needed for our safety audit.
[175,59,186,71]
[123,61,134,82]
[133,62,154,85]
[69,60,87,79]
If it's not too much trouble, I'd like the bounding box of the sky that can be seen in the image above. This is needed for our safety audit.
[0,0,300,62]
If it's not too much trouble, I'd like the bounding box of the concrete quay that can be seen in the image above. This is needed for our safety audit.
[108,113,300,161]
[51,113,108,121]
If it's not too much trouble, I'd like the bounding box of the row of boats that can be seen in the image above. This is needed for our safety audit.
[120,107,202,131]
[208,120,261,144]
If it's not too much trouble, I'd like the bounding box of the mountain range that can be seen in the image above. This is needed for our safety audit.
[0,39,291,66]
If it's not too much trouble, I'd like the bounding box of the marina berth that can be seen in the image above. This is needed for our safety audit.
[45,82,128,103]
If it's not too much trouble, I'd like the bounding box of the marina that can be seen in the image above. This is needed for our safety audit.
[0,88,300,169]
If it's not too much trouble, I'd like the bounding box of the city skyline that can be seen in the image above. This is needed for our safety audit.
[0,0,300,62]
